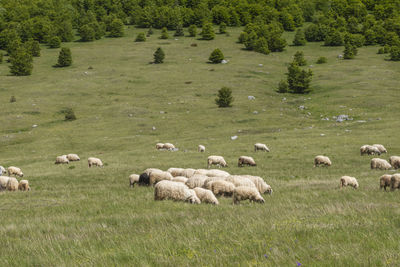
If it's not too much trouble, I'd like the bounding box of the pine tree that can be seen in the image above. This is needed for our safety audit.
[135,33,146,42]
[147,27,153,36]
[215,87,233,107]
[293,51,307,66]
[343,42,356,59]
[219,22,227,34]
[188,25,197,37]
[390,46,400,61]
[154,47,165,63]
[293,29,306,46]
[254,37,270,54]
[57,47,72,67]
[0,52,3,63]
[9,47,33,76]
[201,23,215,40]
[26,39,41,57]
[79,24,95,42]
[286,62,313,94]
[48,36,61,48]
[109,19,124,37]
[160,27,169,39]
[174,24,184,37]
[209,48,224,63]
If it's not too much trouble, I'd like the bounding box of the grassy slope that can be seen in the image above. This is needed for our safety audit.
[0,26,400,266]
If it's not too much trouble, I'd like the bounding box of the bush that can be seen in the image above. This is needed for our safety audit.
[343,42,357,59]
[0,52,2,63]
[79,25,95,42]
[154,47,165,63]
[277,80,288,93]
[188,25,197,37]
[201,23,215,40]
[48,36,61,48]
[219,22,227,34]
[109,19,124,37]
[344,33,365,48]
[384,45,391,53]
[254,37,270,54]
[364,29,377,45]
[10,95,16,103]
[324,30,344,46]
[293,51,307,66]
[390,46,400,61]
[286,62,313,94]
[215,87,233,107]
[174,24,184,37]
[26,39,40,57]
[238,32,247,43]
[209,48,224,63]
[57,47,72,67]
[147,27,153,36]
[377,47,385,54]
[293,29,306,46]
[63,108,76,121]
[316,57,327,64]
[9,47,33,76]
[135,33,146,42]
[160,27,169,39]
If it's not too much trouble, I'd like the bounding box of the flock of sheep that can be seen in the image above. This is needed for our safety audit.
[1,142,399,202]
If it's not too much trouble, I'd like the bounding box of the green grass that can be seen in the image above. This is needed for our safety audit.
[0,26,400,266]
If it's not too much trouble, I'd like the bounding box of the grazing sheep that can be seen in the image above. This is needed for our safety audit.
[129,174,139,187]
[154,180,201,204]
[88,157,103,168]
[198,145,205,152]
[163,143,175,151]
[205,169,230,177]
[389,156,400,169]
[67,154,80,161]
[371,158,391,170]
[233,186,265,204]
[211,180,235,197]
[360,145,381,155]
[182,168,196,178]
[171,176,188,184]
[314,155,331,167]
[186,174,208,189]
[149,170,173,185]
[18,180,30,191]
[194,169,209,176]
[238,156,257,167]
[390,174,400,191]
[156,143,164,150]
[143,168,162,175]
[55,155,69,164]
[193,187,219,205]
[167,168,185,177]
[7,166,24,177]
[0,166,5,175]
[6,177,18,191]
[0,176,10,191]
[380,174,392,191]
[207,155,228,168]
[254,143,270,152]
[203,176,225,190]
[225,176,256,188]
[242,175,273,195]
[340,176,359,189]
[373,144,387,154]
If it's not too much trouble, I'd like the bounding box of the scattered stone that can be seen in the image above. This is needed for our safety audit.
[345,129,351,132]
[231,135,238,140]
[356,120,366,123]
[128,114,133,117]
[299,105,305,110]
[335,114,353,122]
[253,111,258,114]
[320,134,325,136]
[338,54,343,59]
[160,111,165,114]
[32,124,37,128]
[321,117,329,121]
[258,64,263,67]
[248,96,256,100]
[152,126,156,130]
[282,97,286,101]
[221,59,228,64]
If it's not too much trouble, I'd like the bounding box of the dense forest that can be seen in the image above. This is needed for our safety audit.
[1,0,400,62]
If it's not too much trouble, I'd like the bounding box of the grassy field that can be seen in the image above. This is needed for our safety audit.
[0,26,400,266]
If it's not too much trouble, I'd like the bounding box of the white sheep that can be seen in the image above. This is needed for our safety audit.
[194,169,209,176]
[129,174,139,187]
[233,186,265,204]
[163,143,175,151]
[18,180,30,191]
[6,177,18,191]
[154,180,201,204]
[371,158,392,170]
[391,174,400,190]
[156,143,164,150]
[7,166,24,177]
[211,180,235,197]
[340,176,359,189]
[0,166,6,175]
[143,168,162,175]
[171,176,189,183]
[203,176,225,190]
[373,144,387,154]
[182,168,196,178]
[55,155,69,164]
[205,169,230,177]
[207,155,228,168]
[254,143,270,152]
[242,175,273,195]
[225,176,256,188]
[238,156,256,167]
[360,145,381,155]
[389,156,400,169]
[88,157,103,168]
[380,174,392,191]
[193,187,219,205]
[167,168,185,177]
[314,155,331,167]
[149,170,173,185]
[198,145,205,152]
[67,154,80,161]
[185,174,208,189]
[0,176,10,190]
